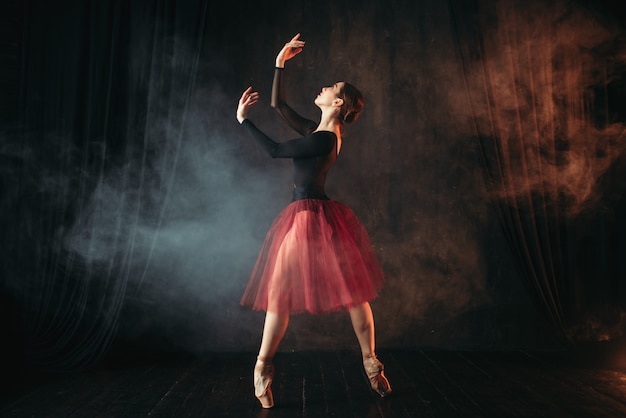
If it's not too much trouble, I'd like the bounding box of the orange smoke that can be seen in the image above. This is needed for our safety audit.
[459,0,626,216]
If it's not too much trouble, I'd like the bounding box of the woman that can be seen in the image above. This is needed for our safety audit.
[236,34,391,409]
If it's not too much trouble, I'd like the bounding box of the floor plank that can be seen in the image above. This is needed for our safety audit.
[3,350,626,418]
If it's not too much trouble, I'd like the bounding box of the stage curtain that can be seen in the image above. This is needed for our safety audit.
[450,0,626,344]
[2,0,207,369]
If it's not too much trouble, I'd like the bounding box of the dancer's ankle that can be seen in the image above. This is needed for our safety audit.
[257,355,272,364]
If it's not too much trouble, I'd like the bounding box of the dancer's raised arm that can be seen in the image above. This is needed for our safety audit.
[271,34,317,136]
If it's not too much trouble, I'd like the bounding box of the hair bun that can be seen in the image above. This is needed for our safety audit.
[339,82,364,124]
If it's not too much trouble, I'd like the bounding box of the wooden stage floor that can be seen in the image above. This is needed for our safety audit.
[3,350,626,417]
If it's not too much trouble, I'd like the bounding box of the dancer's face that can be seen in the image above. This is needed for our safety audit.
[314,82,345,108]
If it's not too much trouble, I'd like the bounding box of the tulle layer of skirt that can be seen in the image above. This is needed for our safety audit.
[240,199,385,314]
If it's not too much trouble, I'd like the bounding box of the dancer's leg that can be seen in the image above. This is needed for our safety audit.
[349,302,391,397]
[258,311,290,360]
[348,302,375,357]
[254,311,289,408]
[253,227,293,408]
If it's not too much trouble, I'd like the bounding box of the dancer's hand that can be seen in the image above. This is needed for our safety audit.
[237,86,259,124]
[276,33,305,68]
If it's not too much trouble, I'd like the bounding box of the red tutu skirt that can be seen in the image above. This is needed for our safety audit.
[240,199,385,314]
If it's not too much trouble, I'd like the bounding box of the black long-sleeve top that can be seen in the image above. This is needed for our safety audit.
[242,68,338,200]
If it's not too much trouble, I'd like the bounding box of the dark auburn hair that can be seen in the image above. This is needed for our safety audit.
[338,82,364,124]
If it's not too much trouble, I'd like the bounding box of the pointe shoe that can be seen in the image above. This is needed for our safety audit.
[363,354,392,397]
[254,358,275,408]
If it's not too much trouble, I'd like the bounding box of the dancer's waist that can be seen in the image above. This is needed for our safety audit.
[292,185,329,201]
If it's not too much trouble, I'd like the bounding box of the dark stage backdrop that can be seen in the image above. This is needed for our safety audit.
[2,0,626,372]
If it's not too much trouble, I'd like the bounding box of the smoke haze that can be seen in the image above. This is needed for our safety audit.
[452,0,626,216]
